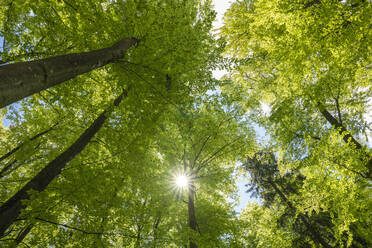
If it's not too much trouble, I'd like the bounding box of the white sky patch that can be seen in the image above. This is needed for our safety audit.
[212,0,232,30]
[211,0,260,213]
[211,0,232,80]
[212,69,228,80]
[261,102,272,116]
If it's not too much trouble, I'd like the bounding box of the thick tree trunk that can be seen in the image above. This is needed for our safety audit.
[317,103,372,178]
[188,182,198,248]
[0,89,128,237]
[0,38,138,108]
[269,180,333,248]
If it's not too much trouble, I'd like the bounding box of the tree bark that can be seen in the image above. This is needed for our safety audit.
[0,38,138,108]
[0,89,128,237]
[317,103,372,178]
[188,182,198,248]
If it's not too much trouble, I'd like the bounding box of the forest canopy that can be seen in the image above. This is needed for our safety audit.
[0,0,371,247]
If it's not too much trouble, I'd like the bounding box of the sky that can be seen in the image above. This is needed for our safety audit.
[211,0,231,80]
[211,0,261,214]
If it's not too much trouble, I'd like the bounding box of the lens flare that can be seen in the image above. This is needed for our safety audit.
[176,175,188,188]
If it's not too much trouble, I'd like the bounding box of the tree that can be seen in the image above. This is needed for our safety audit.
[1,0,371,246]
[222,0,372,177]
[0,38,138,108]
[242,150,371,247]
[222,2,372,245]
[243,151,334,248]
[0,0,224,246]
[153,97,255,247]
[0,88,128,237]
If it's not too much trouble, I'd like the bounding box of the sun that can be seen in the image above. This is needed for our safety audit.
[176,175,188,188]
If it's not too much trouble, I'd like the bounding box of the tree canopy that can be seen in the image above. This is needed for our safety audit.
[0,0,371,247]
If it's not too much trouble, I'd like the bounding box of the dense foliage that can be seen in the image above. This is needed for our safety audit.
[0,0,371,247]
[222,0,371,247]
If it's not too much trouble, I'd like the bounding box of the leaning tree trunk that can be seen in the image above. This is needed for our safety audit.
[317,103,372,178]
[0,89,128,237]
[0,123,58,178]
[0,122,57,163]
[11,223,34,247]
[0,38,138,108]
[188,181,198,248]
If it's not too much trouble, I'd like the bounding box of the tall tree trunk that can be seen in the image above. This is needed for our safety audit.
[188,181,198,248]
[0,123,57,178]
[11,223,34,248]
[0,89,128,237]
[0,123,57,164]
[0,160,17,179]
[268,180,333,248]
[152,213,161,248]
[0,38,138,108]
[317,103,372,178]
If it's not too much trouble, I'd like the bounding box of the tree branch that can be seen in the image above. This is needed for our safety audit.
[196,137,240,173]
[334,97,343,126]
[35,217,136,238]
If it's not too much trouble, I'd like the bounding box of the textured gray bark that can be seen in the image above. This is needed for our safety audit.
[0,38,138,108]
[0,89,128,237]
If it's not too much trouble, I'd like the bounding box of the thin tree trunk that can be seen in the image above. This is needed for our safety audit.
[0,89,128,237]
[317,103,372,177]
[317,103,361,149]
[0,38,138,108]
[0,123,57,164]
[134,200,147,247]
[11,223,34,247]
[188,182,197,248]
[0,123,57,178]
[0,159,17,179]
[152,213,161,248]
[268,180,333,248]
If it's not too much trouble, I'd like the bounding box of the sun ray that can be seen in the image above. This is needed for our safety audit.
[176,175,188,188]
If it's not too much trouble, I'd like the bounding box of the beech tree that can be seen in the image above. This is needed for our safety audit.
[0,38,138,108]
[0,88,128,237]
[222,0,371,176]
[222,0,372,247]
[0,0,224,246]
[152,98,255,247]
